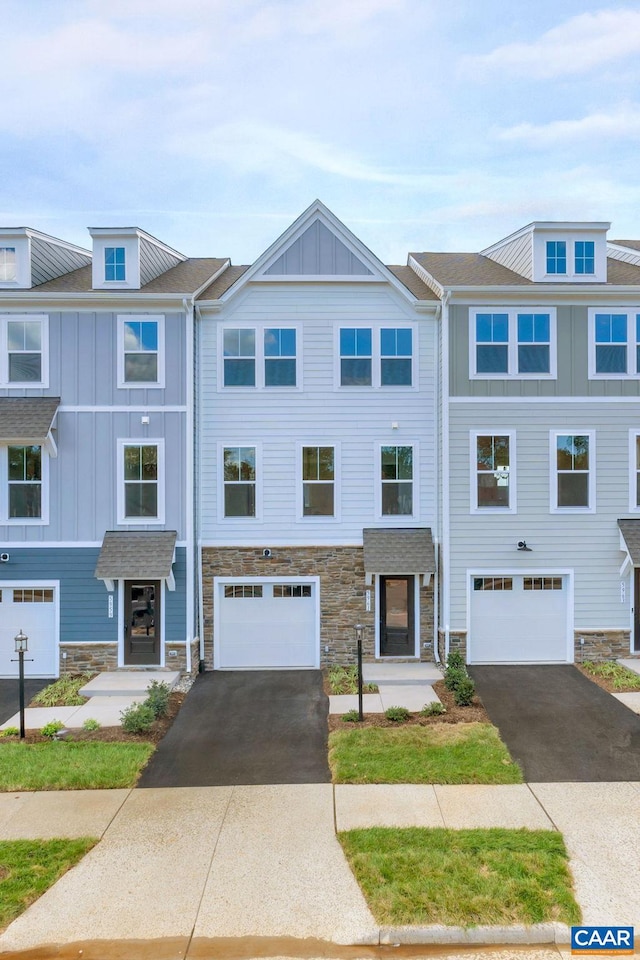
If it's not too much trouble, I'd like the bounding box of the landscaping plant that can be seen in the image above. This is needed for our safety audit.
[145,680,171,718]
[31,673,94,708]
[421,702,446,717]
[454,676,476,707]
[40,720,65,739]
[328,665,378,695]
[384,706,411,723]
[120,701,155,734]
[82,718,101,732]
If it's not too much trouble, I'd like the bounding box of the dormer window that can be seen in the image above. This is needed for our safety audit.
[575,241,595,275]
[0,247,16,282]
[546,241,566,275]
[105,247,126,282]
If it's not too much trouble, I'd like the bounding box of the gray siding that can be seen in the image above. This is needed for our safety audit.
[484,234,532,279]
[139,238,183,287]
[165,548,187,643]
[30,237,91,286]
[266,221,373,276]
[450,304,640,397]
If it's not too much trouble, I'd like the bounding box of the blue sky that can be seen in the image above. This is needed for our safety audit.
[3,0,640,264]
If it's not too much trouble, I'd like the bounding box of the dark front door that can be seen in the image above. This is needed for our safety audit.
[124,581,161,665]
[380,576,415,657]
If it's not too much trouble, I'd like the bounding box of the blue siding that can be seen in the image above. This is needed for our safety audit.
[0,546,187,644]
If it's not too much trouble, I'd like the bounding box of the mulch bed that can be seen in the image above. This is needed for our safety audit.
[328,680,489,731]
[575,664,640,695]
[0,692,186,745]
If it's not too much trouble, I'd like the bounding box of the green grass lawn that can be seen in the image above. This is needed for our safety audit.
[0,838,97,930]
[0,742,154,791]
[329,723,522,784]
[339,827,580,927]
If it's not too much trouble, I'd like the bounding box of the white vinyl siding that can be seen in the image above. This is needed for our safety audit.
[199,284,436,544]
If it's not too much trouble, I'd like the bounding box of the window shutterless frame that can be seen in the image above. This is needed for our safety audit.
[0,314,49,387]
[218,325,301,391]
[549,430,595,513]
[588,308,640,378]
[334,323,416,390]
[375,442,418,520]
[117,439,165,524]
[296,442,341,522]
[217,442,262,521]
[117,315,165,389]
[469,308,556,379]
[628,430,640,513]
[1,444,49,525]
[470,431,516,513]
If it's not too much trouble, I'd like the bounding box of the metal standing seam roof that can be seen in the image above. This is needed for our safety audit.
[95,531,178,580]
[0,397,60,440]
[618,520,640,563]
[363,527,435,574]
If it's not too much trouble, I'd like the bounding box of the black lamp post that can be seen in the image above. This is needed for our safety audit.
[354,623,364,721]
[14,629,28,740]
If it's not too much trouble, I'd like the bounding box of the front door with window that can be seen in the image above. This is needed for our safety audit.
[124,581,161,665]
[380,576,415,657]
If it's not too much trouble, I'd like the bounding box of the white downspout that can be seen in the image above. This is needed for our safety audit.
[184,296,194,674]
[441,291,452,662]
[195,304,205,666]
[432,308,441,665]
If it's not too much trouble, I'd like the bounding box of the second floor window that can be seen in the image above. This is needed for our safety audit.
[553,433,593,511]
[123,443,159,519]
[381,445,413,516]
[302,446,334,516]
[0,247,16,282]
[6,318,44,383]
[475,435,511,509]
[471,309,555,378]
[264,328,296,386]
[8,445,41,519]
[105,247,126,281]
[223,446,256,517]
[589,310,640,377]
[121,318,161,384]
[340,328,372,385]
[381,328,412,385]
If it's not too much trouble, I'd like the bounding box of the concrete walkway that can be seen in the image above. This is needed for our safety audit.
[329,661,443,714]
[1,781,639,952]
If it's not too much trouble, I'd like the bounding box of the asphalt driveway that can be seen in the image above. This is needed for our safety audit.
[137,669,331,787]
[0,678,49,724]
[469,664,640,782]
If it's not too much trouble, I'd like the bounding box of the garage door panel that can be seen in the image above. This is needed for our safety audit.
[470,574,568,664]
[0,585,58,678]
[217,580,318,669]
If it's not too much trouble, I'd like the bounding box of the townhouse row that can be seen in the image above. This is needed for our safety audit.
[1,203,640,677]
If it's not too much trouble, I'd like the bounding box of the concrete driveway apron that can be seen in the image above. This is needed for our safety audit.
[137,669,331,787]
[469,664,640,781]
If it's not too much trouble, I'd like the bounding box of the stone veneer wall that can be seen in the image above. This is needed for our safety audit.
[165,638,201,675]
[574,629,631,662]
[201,545,434,669]
[437,630,467,664]
[60,643,118,674]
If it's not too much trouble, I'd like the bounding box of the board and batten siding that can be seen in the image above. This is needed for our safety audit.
[448,401,638,632]
[198,283,438,543]
[450,304,640,398]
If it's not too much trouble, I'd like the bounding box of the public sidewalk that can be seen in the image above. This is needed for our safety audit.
[1,781,639,953]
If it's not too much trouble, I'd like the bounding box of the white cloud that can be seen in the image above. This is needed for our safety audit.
[468,8,640,79]
[498,102,640,146]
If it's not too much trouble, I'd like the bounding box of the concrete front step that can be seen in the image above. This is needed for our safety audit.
[79,671,180,698]
[362,662,443,683]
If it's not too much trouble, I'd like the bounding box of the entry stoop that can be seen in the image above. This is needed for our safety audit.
[79,671,181,698]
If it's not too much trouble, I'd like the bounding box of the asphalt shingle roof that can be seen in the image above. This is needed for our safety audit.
[363,527,435,574]
[386,265,439,300]
[411,252,640,287]
[197,265,250,300]
[95,530,178,580]
[618,520,640,563]
[32,259,228,295]
[0,397,60,440]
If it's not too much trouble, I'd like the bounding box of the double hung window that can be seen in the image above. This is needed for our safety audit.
[470,309,555,378]
[472,434,513,511]
[380,445,414,516]
[340,328,372,385]
[339,326,414,387]
[222,326,298,388]
[223,446,257,517]
[8,446,42,519]
[118,316,164,386]
[551,432,594,512]
[0,316,48,385]
[589,309,640,377]
[301,446,335,517]
[119,441,164,523]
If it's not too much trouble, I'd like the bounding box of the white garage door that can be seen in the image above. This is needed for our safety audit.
[469,574,569,664]
[216,579,319,669]
[0,584,58,678]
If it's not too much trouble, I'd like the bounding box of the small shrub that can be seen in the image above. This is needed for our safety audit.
[31,673,94,708]
[446,651,465,671]
[41,720,65,739]
[453,676,476,707]
[328,665,377,695]
[444,666,466,692]
[145,680,171,718]
[82,718,101,732]
[421,701,446,717]
[120,701,155,734]
[1,727,20,737]
[384,706,411,723]
[341,709,361,722]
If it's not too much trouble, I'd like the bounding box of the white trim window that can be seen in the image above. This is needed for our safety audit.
[338,325,415,388]
[551,432,595,512]
[0,315,49,386]
[222,445,258,518]
[221,325,300,389]
[588,309,640,378]
[117,315,165,388]
[2,445,49,524]
[470,309,556,379]
[118,440,164,523]
[471,432,515,512]
[379,444,416,517]
[299,444,338,520]
[629,430,640,512]
[105,246,126,282]
[0,247,16,282]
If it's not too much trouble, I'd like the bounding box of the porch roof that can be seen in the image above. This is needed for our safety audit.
[0,397,60,443]
[618,519,640,565]
[363,527,435,575]
[95,530,178,583]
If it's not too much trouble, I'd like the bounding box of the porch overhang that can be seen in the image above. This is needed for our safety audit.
[618,519,640,577]
[363,527,435,587]
[0,397,60,457]
[95,530,178,592]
